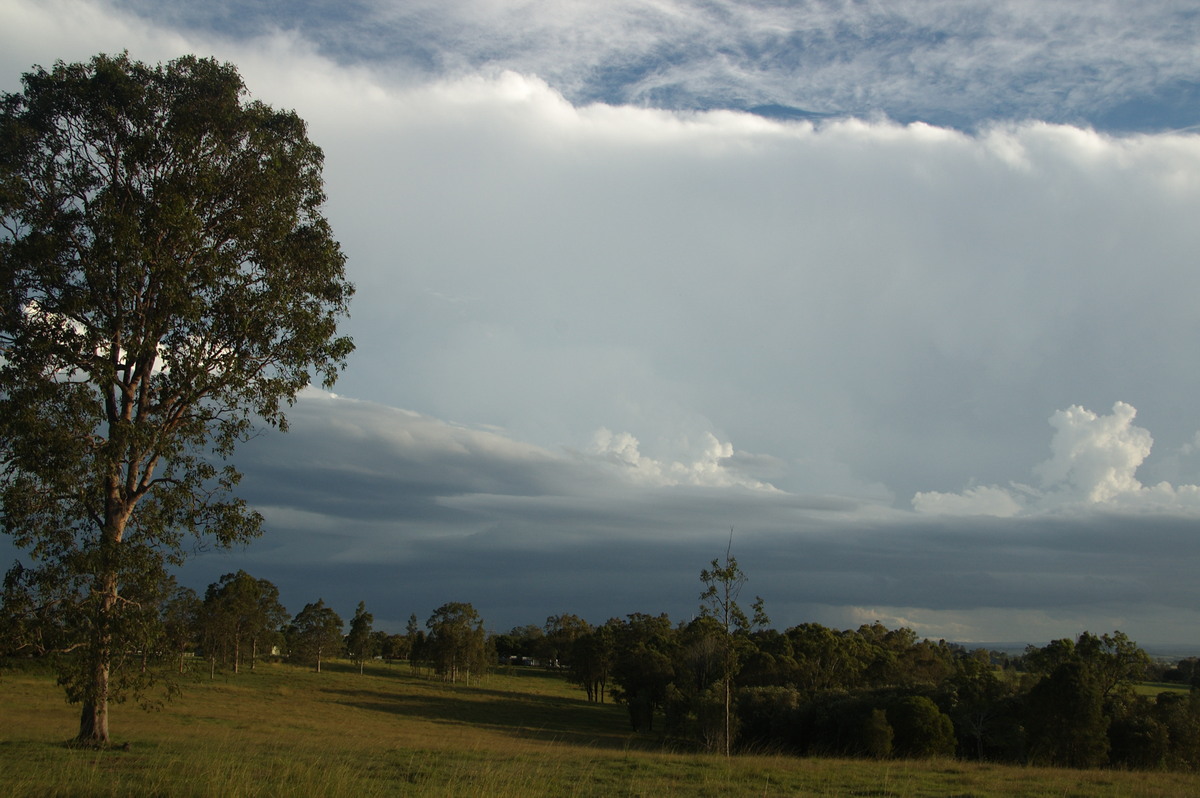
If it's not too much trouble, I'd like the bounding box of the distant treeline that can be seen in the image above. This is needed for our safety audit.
[491,613,1200,770]
[4,566,1200,770]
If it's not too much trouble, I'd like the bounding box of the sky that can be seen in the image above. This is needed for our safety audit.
[5,0,1200,645]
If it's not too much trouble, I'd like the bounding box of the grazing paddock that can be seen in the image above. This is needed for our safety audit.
[2,660,1197,797]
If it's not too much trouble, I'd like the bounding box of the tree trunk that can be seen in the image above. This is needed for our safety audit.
[77,699,108,746]
[724,674,731,757]
[76,574,115,746]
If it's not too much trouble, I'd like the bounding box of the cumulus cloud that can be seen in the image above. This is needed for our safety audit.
[914,402,1200,516]
[589,427,778,490]
[1034,402,1152,502]
[912,485,1025,518]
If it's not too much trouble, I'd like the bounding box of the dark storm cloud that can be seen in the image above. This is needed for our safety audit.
[179,394,1200,641]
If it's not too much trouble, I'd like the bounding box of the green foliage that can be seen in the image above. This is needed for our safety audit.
[1026,660,1110,768]
[1077,630,1152,697]
[1108,694,1170,769]
[346,601,375,674]
[287,599,344,672]
[697,542,766,755]
[569,622,615,703]
[492,623,545,664]
[1154,690,1200,769]
[425,601,490,684]
[862,707,893,759]
[160,583,200,673]
[542,612,591,667]
[886,695,956,758]
[0,51,352,743]
[736,686,804,751]
[200,571,285,675]
[785,622,867,690]
[943,650,1021,761]
[609,612,677,732]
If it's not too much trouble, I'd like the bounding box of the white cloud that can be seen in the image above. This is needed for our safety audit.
[589,427,778,491]
[914,402,1200,516]
[912,485,1024,518]
[0,0,189,78]
[10,1,1200,643]
[1034,401,1150,502]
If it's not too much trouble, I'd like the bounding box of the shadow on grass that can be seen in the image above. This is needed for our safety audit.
[321,681,665,752]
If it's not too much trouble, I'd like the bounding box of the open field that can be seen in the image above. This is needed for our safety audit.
[1135,681,1192,697]
[3,660,1199,797]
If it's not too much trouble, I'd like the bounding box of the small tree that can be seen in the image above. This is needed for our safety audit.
[1074,630,1151,698]
[570,623,615,703]
[405,613,425,672]
[346,601,375,674]
[887,696,956,758]
[160,585,200,674]
[0,53,353,745]
[543,613,591,668]
[288,599,343,673]
[863,708,894,759]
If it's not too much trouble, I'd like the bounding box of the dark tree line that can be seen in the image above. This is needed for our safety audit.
[1,567,504,694]
[6,555,1200,772]
[483,559,1200,772]
[497,609,1200,770]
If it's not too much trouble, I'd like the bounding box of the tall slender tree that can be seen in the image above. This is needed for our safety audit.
[0,52,353,745]
[346,601,375,674]
[699,532,767,756]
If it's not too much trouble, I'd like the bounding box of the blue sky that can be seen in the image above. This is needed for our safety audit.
[5,0,1200,644]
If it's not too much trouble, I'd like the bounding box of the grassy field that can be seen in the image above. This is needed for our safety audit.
[1135,681,1192,697]
[3,660,1199,797]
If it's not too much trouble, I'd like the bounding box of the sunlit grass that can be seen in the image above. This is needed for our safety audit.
[1135,681,1192,697]
[4,660,1199,797]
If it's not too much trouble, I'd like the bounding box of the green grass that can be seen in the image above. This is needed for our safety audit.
[1135,681,1192,697]
[3,660,1199,797]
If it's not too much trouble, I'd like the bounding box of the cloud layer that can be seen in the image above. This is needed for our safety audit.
[5,0,1200,644]
[184,391,1200,645]
[100,0,1200,131]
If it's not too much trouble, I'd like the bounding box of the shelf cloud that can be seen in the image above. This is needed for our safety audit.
[5,0,1200,644]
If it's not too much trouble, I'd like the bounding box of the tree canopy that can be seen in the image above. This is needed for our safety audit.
[287,599,344,673]
[426,602,489,684]
[0,52,353,745]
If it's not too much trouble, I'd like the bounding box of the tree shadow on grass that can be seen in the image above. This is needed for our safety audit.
[321,684,665,752]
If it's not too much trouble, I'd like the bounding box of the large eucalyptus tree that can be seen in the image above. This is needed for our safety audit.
[0,52,353,745]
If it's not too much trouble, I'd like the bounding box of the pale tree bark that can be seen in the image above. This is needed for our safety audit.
[76,567,117,745]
